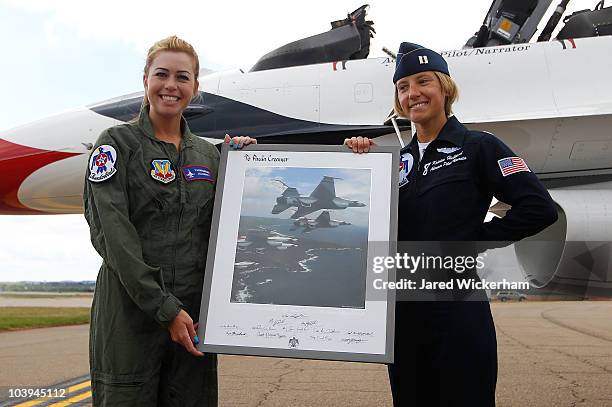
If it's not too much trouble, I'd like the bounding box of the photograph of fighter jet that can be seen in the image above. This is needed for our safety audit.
[272,176,366,219]
[230,166,371,308]
[291,211,351,233]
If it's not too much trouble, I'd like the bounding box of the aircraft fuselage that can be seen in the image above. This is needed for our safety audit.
[1,36,611,214]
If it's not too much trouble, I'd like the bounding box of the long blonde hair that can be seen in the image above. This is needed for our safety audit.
[143,36,200,106]
[393,72,459,118]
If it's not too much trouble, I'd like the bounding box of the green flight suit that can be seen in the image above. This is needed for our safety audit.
[84,106,219,406]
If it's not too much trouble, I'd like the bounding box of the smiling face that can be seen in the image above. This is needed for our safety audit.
[143,51,198,120]
[396,71,447,128]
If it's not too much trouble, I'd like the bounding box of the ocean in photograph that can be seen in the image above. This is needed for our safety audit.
[231,216,369,308]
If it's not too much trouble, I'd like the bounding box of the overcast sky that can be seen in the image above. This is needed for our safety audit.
[0,0,600,281]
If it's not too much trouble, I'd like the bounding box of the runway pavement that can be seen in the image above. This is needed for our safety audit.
[0,301,610,406]
[493,301,612,407]
[0,324,92,406]
[0,294,93,308]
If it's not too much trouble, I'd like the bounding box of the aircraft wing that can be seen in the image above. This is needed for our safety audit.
[282,187,300,197]
[315,210,331,225]
[272,202,292,214]
[310,176,336,200]
[291,205,317,219]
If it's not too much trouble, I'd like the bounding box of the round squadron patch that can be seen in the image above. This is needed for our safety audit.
[399,152,414,187]
[88,145,117,182]
[151,159,176,183]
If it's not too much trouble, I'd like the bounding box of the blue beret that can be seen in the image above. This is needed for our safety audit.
[393,42,450,83]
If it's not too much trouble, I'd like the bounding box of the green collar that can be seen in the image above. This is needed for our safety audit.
[137,104,194,147]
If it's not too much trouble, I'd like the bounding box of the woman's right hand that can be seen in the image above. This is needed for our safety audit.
[168,309,204,357]
[344,136,375,153]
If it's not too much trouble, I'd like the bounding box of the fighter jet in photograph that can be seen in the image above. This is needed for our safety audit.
[291,210,351,233]
[237,229,298,251]
[271,177,366,219]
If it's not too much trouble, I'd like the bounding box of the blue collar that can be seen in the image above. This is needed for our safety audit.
[408,116,467,150]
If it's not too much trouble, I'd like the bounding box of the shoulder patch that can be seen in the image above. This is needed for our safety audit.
[399,152,414,187]
[151,159,176,183]
[498,157,530,177]
[88,145,117,182]
[182,165,214,182]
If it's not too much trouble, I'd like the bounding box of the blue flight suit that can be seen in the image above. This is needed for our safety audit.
[389,116,558,406]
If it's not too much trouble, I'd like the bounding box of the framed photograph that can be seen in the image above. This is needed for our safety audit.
[197,144,398,363]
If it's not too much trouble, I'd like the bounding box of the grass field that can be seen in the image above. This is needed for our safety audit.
[0,307,90,331]
[0,292,93,299]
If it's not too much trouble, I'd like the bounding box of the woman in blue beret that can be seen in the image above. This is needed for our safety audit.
[345,42,558,406]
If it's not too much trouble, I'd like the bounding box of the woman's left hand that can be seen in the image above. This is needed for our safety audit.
[168,309,204,357]
[224,134,257,150]
[344,136,375,153]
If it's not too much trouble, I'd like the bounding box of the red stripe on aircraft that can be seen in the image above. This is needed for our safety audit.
[568,38,576,48]
[0,139,81,214]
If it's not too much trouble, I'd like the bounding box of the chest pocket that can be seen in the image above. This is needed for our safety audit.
[418,170,472,197]
[186,180,215,228]
[180,176,213,268]
[124,159,175,259]
[417,150,472,196]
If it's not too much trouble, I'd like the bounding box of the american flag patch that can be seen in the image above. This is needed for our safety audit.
[498,157,530,177]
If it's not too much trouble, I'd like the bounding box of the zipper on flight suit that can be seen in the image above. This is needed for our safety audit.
[175,148,185,290]
[173,141,189,291]
[416,144,425,190]
[174,148,184,291]
[160,141,182,291]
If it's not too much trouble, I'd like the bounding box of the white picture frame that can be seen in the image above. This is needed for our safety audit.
[197,144,398,363]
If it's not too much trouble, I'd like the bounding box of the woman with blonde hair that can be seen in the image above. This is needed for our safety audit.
[84,36,255,406]
[346,42,557,406]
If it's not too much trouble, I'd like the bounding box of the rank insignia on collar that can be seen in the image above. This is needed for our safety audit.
[88,145,117,183]
[182,165,214,182]
[151,159,176,183]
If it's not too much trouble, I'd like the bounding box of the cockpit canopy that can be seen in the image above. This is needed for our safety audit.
[250,5,375,72]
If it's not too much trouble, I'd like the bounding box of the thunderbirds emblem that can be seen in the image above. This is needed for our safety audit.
[288,337,299,348]
[399,152,413,187]
[88,145,117,183]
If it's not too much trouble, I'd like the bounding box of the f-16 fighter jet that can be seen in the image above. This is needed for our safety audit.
[271,176,365,219]
[292,211,351,233]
